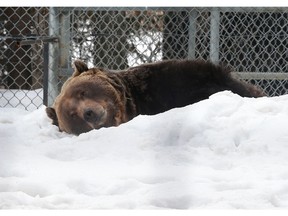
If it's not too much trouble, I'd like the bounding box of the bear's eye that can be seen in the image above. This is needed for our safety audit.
[80,91,85,97]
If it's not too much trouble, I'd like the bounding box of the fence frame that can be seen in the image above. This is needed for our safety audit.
[49,7,288,103]
[1,7,288,109]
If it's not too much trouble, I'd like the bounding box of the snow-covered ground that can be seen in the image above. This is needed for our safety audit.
[2,90,288,209]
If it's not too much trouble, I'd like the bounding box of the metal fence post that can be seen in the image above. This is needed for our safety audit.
[43,43,49,106]
[210,8,220,63]
[47,7,59,107]
[59,10,71,74]
[188,10,197,59]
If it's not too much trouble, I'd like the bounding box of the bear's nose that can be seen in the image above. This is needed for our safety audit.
[83,108,105,123]
[83,109,97,122]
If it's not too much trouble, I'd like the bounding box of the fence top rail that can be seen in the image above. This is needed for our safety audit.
[57,7,288,13]
[233,72,288,80]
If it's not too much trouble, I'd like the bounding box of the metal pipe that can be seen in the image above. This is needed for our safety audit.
[210,8,220,63]
[188,10,197,59]
[48,7,60,106]
[43,43,49,106]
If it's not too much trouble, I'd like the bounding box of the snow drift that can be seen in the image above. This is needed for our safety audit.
[1,91,288,209]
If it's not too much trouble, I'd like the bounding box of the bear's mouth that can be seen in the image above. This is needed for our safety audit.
[85,109,108,130]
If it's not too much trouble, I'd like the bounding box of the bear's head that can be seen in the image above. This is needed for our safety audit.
[46,60,128,135]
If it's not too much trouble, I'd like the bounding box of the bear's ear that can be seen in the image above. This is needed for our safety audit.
[73,60,88,76]
[46,107,59,127]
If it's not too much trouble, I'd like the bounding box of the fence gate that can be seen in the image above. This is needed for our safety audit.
[1,7,288,110]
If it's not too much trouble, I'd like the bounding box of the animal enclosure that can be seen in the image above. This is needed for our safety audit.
[1,7,288,109]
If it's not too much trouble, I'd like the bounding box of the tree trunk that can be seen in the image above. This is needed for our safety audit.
[91,10,128,70]
[162,11,189,60]
[2,7,33,89]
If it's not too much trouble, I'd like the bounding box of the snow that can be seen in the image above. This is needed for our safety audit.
[2,90,288,209]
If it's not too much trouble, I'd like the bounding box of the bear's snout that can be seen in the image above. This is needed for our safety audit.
[83,107,105,123]
[83,108,96,122]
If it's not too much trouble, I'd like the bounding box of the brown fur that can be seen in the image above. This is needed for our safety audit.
[46,59,265,135]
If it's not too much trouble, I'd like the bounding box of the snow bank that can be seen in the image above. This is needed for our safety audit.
[1,91,288,209]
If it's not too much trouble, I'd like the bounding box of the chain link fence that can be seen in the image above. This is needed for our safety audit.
[1,7,288,110]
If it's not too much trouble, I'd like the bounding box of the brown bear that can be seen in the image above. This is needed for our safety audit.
[46,59,265,135]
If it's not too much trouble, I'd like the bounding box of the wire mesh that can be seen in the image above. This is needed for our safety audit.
[1,7,288,110]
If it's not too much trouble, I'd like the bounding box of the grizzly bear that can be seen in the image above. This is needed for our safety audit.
[46,59,265,135]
